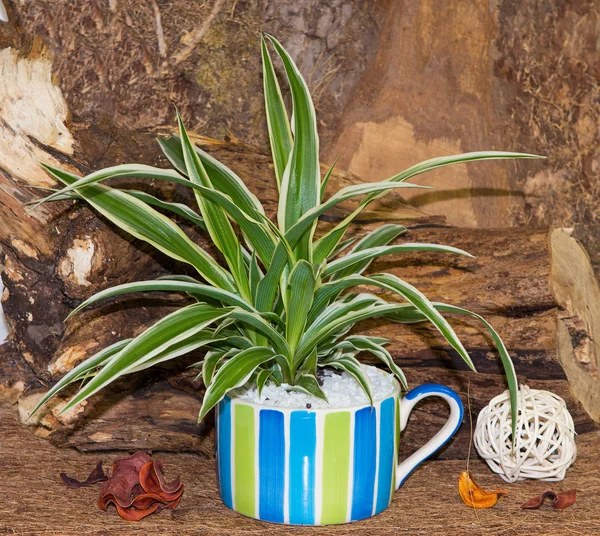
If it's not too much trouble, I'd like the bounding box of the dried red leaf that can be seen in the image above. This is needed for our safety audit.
[138,460,184,505]
[554,489,577,510]
[61,451,183,521]
[130,492,170,510]
[60,460,108,489]
[114,501,162,521]
[139,460,183,496]
[521,489,576,510]
[99,452,152,508]
[521,491,557,509]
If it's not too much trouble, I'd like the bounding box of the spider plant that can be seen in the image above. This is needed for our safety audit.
[31,34,540,432]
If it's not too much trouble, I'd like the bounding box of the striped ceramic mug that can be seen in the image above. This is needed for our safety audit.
[215,380,463,525]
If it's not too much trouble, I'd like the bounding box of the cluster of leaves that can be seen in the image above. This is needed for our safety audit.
[62,452,184,520]
[31,34,540,427]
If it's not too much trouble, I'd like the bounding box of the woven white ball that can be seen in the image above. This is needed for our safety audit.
[473,385,577,483]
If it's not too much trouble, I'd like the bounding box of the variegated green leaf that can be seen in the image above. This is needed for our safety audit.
[368,273,474,370]
[288,374,327,401]
[30,163,187,212]
[265,34,319,259]
[157,135,266,218]
[350,224,407,251]
[314,151,543,263]
[29,339,131,418]
[202,349,227,387]
[199,346,276,420]
[248,251,262,305]
[67,280,254,320]
[323,355,373,405]
[256,368,275,397]
[325,223,406,281]
[286,260,317,356]
[307,293,385,338]
[177,113,251,301]
[381,302,518,438]
[323,243,473,279]
[337,336,407,389]
[129,332,221,374]
[256,181,427,313]
[29,187,206,230]
[124,189,206,230]
[227,308,290,358]
[298,347,317,376]
[59,304,231,414]
[270,368,283,386]
[326,236,357,261]
[261,34,293,188]
[298,284,474,373]
[42,165,236,292]
[156,274,201,284]
[384,151,543,184]
[309,275,386,324]
[39,162,276,267]
[320,157,339,201]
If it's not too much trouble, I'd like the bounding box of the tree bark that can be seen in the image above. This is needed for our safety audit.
[2,82,598,457]
[0,38,431,454]
[1,3,599,459]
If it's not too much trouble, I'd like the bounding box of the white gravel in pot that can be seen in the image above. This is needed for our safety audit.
[235,364,396,409]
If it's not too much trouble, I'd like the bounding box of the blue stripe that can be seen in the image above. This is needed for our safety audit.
[217,397,233,509]
[351,407,377,521]
[289,411,316,524]
[258,409,285,523]
[375,397,395,514]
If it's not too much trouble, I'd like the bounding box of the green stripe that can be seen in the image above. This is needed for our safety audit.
[321,411,351,524]
[234,403,256,517]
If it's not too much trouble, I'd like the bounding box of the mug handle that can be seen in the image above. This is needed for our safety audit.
[396,383,464,489]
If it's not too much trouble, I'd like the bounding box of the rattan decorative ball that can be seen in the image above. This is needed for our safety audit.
[473,385,576,483]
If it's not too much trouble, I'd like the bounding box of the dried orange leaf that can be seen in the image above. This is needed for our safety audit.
[458,471,507,509]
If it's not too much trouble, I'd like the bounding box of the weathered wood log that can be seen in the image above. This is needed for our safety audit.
[1,9,599,459]
[0,40,430,453]
[3,103,599,458]
[321,1,600,288]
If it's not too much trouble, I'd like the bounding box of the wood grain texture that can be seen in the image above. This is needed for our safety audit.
[0,70,598,454]
[321,0,600,287]
[1,0,599,458]
[323,0,521,228]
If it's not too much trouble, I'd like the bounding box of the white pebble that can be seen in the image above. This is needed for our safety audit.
[235,364,396,408]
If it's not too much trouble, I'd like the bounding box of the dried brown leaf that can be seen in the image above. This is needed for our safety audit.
[521,489,577,510]
[61,451,183,521]
[554,489,577,510]
[521,490,557,509]
[60,460,108,488]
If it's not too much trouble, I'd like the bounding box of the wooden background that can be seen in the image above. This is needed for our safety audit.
[2,1,598,266]
[0,0,599,459]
